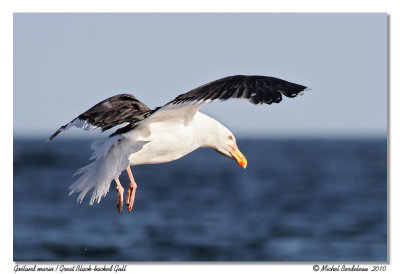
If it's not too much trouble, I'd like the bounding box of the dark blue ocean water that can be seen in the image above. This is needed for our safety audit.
[13,138,387,261]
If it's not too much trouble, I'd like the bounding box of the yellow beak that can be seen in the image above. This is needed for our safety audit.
[231,146,247,169]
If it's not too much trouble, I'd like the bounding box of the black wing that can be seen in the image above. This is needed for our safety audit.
[49,94,152,141]
[137,75,309,127]
[167,75,309,107]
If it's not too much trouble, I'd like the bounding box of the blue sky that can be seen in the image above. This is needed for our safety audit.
[13,13,387,138]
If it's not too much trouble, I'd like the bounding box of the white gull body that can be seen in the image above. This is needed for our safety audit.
[70,108,236,205]
[128,110,228,166]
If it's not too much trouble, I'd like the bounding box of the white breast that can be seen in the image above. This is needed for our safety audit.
[125,111,219,166]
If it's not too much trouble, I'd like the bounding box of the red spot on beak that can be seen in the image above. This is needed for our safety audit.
[229,144,247,169]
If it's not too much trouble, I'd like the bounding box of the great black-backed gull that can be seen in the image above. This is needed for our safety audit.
[49,75,309,214]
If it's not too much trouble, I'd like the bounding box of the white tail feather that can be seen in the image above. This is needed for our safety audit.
[89,135,121,160]
[69,136,148,205]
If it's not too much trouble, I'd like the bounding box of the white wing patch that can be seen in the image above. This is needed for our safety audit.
[299,87,312,96]
[66,118,99,131]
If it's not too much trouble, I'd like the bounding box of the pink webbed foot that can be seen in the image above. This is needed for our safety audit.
[115,178,124,215]
[126,182,137,213]
[126,167,138,213]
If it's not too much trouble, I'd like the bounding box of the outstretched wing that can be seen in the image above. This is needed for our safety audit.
[167,75,308,106]
[49,94,152,141]
[140,75,309,124]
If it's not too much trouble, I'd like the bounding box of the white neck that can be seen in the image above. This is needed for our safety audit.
[192,112,227,149]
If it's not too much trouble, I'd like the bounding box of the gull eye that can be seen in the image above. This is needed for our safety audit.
[228,135,233,140]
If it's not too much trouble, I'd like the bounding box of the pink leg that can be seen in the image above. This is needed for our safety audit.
[115,178,124,215]
[125,166,138,213]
